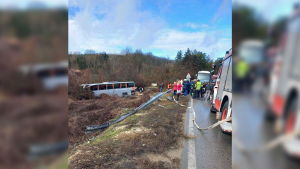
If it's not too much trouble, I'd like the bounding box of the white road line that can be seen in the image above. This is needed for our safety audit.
[188,98,196,169]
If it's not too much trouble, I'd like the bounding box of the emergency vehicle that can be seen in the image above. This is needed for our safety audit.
[212,49,232,134]
[211,64,222,111]
[269,4,300,158]
[211,75,218,87]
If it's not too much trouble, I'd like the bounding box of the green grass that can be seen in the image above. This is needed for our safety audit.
[92,128,127,145]
[92,113,143,145]
[110,108,134,121]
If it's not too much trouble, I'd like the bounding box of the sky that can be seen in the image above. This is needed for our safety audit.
[0,0,67,9]
[233,0,299,23]
[68,0,232,60]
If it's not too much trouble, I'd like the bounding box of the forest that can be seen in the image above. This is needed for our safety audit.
[68,47,224,91]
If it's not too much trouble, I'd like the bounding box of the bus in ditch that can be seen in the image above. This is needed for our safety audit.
[19,61,68,92]
[81,81,136,97]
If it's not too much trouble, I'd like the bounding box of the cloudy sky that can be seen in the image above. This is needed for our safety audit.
[233,0,299,23]
[68,0,232,60]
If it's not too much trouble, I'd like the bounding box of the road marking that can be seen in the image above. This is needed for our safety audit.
[188,98,196,169]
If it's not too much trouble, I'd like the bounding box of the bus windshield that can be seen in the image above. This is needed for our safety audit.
[197,73,211,83]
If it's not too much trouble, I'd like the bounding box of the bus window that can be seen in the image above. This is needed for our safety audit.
[114,83,120,89]
[127,83,134,88]
[107,84,113,89]
[99,85,106,90]
[37,69,51,78]
[121,83,127,88]
[90,85,98,91]
[55,68,68,76]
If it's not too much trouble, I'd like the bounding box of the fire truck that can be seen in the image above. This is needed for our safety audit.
[210,49,232,134]
[211,63,222,112]
[211,75,218,87]
[269,4,300,158]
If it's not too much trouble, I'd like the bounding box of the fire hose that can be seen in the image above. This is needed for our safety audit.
[172,96,232,130]
[175,97,300,153]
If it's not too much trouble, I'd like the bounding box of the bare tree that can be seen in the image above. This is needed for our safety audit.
[85,49,96,54]
[73,51,81,55]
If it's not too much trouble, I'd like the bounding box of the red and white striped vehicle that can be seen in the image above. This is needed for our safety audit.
[211,49,232,134]
[211,63,222,112]
[269,5,300,158]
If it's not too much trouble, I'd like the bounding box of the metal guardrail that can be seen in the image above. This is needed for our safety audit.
[85,89,172,134]
[27,140,68,160]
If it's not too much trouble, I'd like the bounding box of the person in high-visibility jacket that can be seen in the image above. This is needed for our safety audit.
[168,82,172,90]
[235,59,249,79]
[195,80,202,99]
[234,58,249,91]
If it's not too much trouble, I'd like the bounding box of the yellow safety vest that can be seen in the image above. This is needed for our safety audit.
[235,60,249,78]
[196,82,201,90]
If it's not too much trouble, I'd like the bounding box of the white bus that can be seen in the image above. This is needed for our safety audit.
[81,81,136,97]
[196,71,211,83]
[19,61,68,91]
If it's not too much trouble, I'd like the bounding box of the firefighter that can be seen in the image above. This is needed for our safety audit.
[190,80,195,99]
[196,80,202,99]
[184,80,190,96]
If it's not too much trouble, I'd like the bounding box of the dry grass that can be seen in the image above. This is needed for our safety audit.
[68,92,190,169]
[68,92,151,149]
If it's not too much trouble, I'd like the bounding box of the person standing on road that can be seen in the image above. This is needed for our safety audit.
[195,80,202,99]
[173,82,177,95]
[182,79,186,94]
[160,83,164,92]
[177,81,182,101]
[190,80,195,98]
[184,80,191,96]
[201,82,206,99]
[187,80,191,95]
[205,82,211,100]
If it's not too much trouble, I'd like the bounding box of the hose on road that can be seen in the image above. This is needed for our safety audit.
[172,96,232,131]
[173,96,300,153]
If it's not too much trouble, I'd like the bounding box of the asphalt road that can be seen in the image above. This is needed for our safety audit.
[233,95,300,169]
[181,97,232,169]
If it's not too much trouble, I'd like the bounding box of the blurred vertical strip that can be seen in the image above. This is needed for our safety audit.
[233,0,300,169]
[0,0,68,168]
